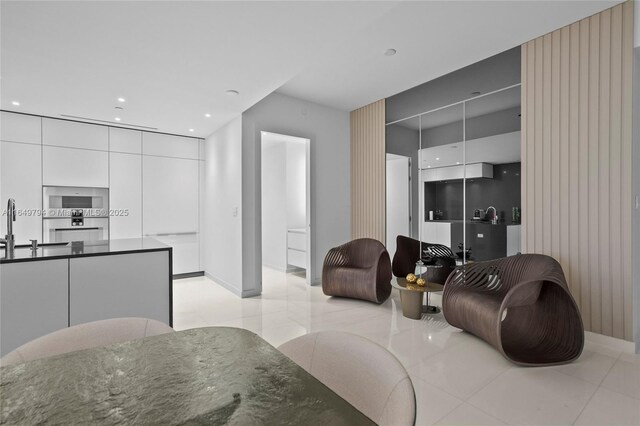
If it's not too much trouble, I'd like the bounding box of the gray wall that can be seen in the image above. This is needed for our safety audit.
[385,124,419,238]
[241,92,350,293]
[386,47,521,124]
[422,107,521,148]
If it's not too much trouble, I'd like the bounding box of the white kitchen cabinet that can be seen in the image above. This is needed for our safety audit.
[0,259,69,356]
[0,141,42,244]
[109,127,142,154]
[421,222,451,247]
[42,118,108,151]
[43,145,109,187]
[0,112,41,145]
[152,233,199,274]
[142,132,199,159]
[69,252,171,326]
[109,152,142,239]
[143,155,199,273]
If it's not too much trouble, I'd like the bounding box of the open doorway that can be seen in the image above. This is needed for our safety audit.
[261,131,311,286]
[386,153,411,259]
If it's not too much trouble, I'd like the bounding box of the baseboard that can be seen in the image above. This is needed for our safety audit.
[262,262,288,272]
[204,271,262,298]
[584,331,636,354]
[204,271,243,297]
[173,271,204,280]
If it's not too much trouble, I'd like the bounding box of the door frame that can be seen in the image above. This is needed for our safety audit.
[260,131,312,285]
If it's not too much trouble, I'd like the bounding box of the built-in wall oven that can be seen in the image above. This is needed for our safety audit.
[42,186,109,243]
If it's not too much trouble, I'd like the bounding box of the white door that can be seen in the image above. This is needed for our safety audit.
[386,154,411,259]
[0,141,43,244]
[110,152,142,239]
[142,155,199,274]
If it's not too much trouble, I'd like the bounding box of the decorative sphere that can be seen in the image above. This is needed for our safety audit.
[416,278,426,287]
[406,273,417,283]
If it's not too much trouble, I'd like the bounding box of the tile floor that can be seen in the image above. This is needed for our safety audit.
[173,268,640,426]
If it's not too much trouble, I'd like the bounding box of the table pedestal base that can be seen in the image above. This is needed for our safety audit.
[399,291,441,319]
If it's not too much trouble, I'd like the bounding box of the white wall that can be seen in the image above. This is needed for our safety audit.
[242,92,350,294]
[202,116,244,295]
[261,140,288,270]
[286,141,307,229]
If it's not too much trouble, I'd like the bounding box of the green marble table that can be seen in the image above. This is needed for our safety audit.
[0,327,375,425]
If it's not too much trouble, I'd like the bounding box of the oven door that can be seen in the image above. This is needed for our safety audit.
[43,218,109,243]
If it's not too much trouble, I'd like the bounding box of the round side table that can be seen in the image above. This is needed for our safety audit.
[391,277,444,320]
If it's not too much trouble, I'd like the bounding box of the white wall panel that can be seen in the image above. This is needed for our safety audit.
[42,118,108,151]
[42,145,108,187]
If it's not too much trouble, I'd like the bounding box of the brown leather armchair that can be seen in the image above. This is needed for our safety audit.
[322,238,392,304]
[391,235,456,285]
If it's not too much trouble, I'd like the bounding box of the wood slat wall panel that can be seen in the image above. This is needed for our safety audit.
[350,99,386,243]
[521,1,634,340]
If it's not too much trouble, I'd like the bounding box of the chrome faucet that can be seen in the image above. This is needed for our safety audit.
[486,206,498,224]
[1,198,16,252]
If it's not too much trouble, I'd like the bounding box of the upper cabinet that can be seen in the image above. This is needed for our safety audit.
[142,132,199,159]
[1,112,41,145]
[109,127,142,154]
[42,118,108,151]
[42,146,109,187]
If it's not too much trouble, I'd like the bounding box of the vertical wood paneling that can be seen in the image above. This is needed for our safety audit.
[350,99,385,243]
[521,2,634,340]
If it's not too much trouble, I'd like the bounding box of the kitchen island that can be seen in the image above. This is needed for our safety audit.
[422,220,521,261]
[0,238,172,357]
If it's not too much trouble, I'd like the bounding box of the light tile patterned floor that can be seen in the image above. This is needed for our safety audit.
[173,268,640,426]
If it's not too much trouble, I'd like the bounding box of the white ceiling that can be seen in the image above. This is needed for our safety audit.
[1,1,620,138]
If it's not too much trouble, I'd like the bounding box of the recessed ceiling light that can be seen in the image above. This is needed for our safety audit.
[384,48,397,56]
[114,117,121,121]
[456,161,460,165]
[226,90,239,96]
[436,157,440,161]
[427,165,431,168]
[117,97,126,103]
[189,129,194,132]
[204,113,211,118]
[471,91,481,96]
[11,101,20,106]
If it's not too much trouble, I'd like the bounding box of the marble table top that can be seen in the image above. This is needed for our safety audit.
[0,327,374,425]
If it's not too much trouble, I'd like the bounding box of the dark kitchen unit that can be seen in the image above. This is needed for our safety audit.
[424,162,521,261]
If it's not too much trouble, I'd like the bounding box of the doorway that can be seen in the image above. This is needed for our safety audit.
[386,153,411,259]
[260,132,311,286]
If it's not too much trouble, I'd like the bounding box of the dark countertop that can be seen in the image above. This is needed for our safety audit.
[0,238,170,264]
[0,327,374,425]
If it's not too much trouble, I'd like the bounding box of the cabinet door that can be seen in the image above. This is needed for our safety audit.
[109,153,142,239]
[143,156,199,273]
[42,118,108,151]
[0,259,69,356]
[142,132,199,159]
[109,127,141,154]
[69,252,170,326]
[0,141,42,244]
[42,146,109,187]
[1,112,41,145]
[142,156,198,234]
